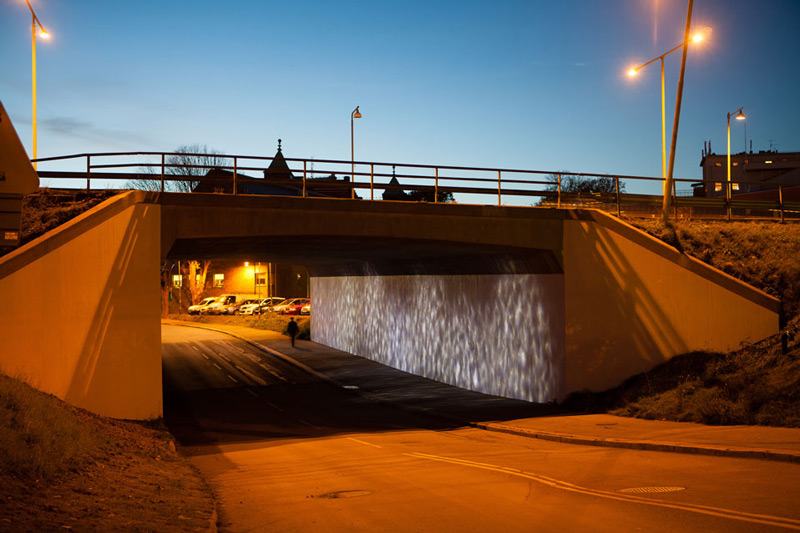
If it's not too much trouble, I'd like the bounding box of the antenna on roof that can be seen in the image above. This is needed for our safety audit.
[277,138,282,152]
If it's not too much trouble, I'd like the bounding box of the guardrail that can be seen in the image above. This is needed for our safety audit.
[31,151,800,221]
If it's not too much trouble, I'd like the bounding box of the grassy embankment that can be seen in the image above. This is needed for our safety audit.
[0,374,215,531]
[177,312,311,339]
[564,219,800,427]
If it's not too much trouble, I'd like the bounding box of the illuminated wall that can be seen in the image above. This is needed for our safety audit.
[0,193,162,420]
[312,273,565,403]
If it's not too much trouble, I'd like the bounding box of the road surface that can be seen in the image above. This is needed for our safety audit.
[162,323,800,532]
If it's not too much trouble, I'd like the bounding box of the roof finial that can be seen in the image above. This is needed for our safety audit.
[392,165,396,178]
[277,138,282,152]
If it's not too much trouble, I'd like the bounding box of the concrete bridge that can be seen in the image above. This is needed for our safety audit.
[0,190,779,419]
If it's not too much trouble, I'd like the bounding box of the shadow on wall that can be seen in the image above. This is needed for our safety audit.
[312,269,565,403]
[64,205,161,417]
[565,219,692,393]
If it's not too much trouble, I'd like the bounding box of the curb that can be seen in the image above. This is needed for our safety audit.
[471,422,800,464]
[165,321,800,465]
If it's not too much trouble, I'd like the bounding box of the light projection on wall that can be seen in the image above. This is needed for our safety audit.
[312,273,565,403]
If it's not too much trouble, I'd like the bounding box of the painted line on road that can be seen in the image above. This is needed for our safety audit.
[234,364,268,386]
[246,388,259,398]
[258,362,288,383]
[201,353,209,360]
[227,374,238,383]
[213,362,223,371]
[298,419,322,430]
[347,437,382,449]
[267,402,286,412]
[403,452,800,530]
[217,353,231,363]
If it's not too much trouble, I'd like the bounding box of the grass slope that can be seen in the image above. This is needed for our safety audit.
[0,374,215,531]
[564,219,800,427]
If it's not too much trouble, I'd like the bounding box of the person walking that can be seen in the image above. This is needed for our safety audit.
[287,317,299,347]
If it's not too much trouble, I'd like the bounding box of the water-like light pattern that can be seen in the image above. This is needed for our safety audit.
[312,273,565,403]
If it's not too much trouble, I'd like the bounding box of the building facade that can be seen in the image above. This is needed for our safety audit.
[699,149,800,198]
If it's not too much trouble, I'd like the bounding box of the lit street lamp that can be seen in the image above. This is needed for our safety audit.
[627,28,705,220]
[23,0,50,170]
[351,106,362,199]
[726,107,746,220]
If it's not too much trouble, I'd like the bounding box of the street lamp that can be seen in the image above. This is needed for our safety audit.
[627,29,705,215]
[726,107,746,219]
[24,0,50,170]
[350,106,362,199]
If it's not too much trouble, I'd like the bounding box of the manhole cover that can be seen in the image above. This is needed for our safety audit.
[619,486,686,494]
[312,490,373,499]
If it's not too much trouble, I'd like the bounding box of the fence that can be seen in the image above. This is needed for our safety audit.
[31,151,800,222]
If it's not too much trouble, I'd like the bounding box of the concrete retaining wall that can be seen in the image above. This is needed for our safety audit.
[562,212,780,394]
[0,192,162,419]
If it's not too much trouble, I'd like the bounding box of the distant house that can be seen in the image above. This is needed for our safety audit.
[699,148,800,198]
[193,140,356,199]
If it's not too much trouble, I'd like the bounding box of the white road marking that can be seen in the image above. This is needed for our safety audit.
[201,353,209,360]
[267,402,286,412]
[347,437,382,449]
[298,419,322,430]
[404,452,800,530]
[227,374,238,383]
[246,388,259,398]
[213,363,223,371]
[258,362,288,382]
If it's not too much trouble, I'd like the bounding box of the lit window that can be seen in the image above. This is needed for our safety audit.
[255,272,267,286]
[714,162,722,167]
[714,183,722,191]
[732,162,739,167]
[765,160,773,164]
[172,275,182,288]
[213,273,224,288]
[732,183,739,191]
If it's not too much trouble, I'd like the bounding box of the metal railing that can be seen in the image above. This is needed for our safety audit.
[31,151,800,221]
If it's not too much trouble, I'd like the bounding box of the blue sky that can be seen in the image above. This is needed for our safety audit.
[1,0,799,195]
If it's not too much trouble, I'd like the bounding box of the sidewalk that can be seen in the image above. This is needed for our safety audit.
[165,319,800,464]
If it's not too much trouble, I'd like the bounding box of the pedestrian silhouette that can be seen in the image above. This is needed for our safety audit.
[287,317,299,347]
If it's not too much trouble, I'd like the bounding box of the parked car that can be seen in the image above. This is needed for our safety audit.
[188,297,216,315]
[280,298,310,315]
[300,302,311,315]
[272,298,301,315]
[236,299,262,315]
[205,294,242,315]
[256,297,286,314]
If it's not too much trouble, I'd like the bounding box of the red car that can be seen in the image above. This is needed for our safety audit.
[280,298,310,315]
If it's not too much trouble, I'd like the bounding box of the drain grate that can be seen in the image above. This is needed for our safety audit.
[619,486,686,494]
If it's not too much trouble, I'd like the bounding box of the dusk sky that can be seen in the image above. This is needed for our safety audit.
[1,0,799,195]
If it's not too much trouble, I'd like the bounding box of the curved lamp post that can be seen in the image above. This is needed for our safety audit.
[627,29,705,220]
[24,0,49,170]
[350,106,361,199]
[726,108,746,219]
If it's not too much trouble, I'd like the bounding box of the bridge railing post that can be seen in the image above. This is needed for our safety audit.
[233,156,238,195]
[370,163,374,201]
[497,170,502,206]
[434,167,439,203]
[303,160,307,198]
[160,153,165,192]
[557,173,562,209]
[86,155,91,192]
[615,176,621,217]
[779,185,785,223]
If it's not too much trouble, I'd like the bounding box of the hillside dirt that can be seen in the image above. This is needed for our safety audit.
[0,375,216,532]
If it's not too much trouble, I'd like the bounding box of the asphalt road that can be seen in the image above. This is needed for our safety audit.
[162,324,800,532]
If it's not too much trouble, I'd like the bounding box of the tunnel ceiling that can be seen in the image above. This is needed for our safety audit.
[166,235,562,276]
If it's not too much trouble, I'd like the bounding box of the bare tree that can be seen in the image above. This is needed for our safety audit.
[127,144,230,192]
[537,173,625,206]
[186,260,210,305]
